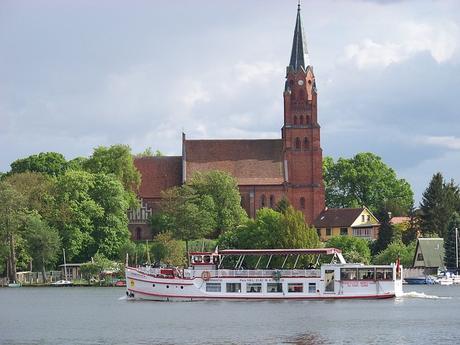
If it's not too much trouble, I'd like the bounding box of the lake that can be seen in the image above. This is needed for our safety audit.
[1,285,459,345]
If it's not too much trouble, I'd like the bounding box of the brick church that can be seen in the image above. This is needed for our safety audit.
[128,5,326,240]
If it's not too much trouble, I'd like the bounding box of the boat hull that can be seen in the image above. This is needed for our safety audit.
[125,266,401,302]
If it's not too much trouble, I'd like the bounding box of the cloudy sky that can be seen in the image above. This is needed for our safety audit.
[1,0,459,203]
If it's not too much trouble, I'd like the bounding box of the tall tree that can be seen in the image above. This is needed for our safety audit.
[0,181,25,282]
[84,145,140,206]
[187,171,247,237]
[24,213,61,282]
[372,210,394,255]
[420,173,460,237]
[444,212,460,270]
[323,153,413,215]
[10,152,68,176]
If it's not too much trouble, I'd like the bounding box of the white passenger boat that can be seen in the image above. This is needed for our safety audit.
[125,248,403,301]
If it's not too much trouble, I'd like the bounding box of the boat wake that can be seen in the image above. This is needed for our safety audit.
[402,291,451,300]
[118,295,128,301]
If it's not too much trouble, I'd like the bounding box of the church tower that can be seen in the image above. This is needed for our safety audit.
[282,3,325,224]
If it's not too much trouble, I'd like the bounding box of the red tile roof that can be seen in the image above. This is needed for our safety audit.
[185,139,284,185]
[314,208,365,228]
[134,156,182,198]
[390,216,410,225]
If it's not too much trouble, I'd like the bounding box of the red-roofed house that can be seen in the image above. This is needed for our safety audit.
[128,5,326,240]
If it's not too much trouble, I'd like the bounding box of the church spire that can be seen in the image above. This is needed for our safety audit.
[288,1,310,71]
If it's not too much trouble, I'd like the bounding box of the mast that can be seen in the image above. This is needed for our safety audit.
[456,227,458,271]
[63,248,68,281]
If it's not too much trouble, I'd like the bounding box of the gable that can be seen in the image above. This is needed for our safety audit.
[413,238,444,268]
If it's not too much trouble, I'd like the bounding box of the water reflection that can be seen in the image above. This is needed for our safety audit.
[283,332,329,345]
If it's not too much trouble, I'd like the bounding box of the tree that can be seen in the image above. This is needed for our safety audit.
[0,181,25,282]
[444,212,460,270]
[218,206,320,250]
[10,152,68,176]
[83,145,140,199]
[420,173,460,238]
[326,236,371,264]
[151,232,186,267]
[23,213,61,282]
[5,172,56,220]
[372,210,394,255]
[187,171,247,237]
[134,147,163,157]
[373,240,416,267]
[152,186,217,264]
[67,157,88,171]
[323,153,413,215]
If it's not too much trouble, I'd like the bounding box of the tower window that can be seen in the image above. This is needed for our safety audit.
[260,194,266,208]
[300,115,304,124]
[294,116,298,125]
[295,137,301,150]
[306,116,311,125]
[300,197,306,209]
[269,195,275,208]
[303,137,310,150]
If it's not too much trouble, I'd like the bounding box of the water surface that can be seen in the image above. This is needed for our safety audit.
[1,285,459,344]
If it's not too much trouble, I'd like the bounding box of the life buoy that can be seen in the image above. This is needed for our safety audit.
[201,271,211,281]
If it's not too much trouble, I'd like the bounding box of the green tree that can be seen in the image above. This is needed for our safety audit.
[323,153,413,215]
[372,210,394,255]
[218,206,320,250]
[444,212,460,269]
[10,152,67,176]
[5,172,56,220]
[84,145,140,199]
[420,173,460,238]
[152,186,217,264]
[24,213,61,282]
[67,157,88,171]
[187,171,247,237]
[0,181,25,282]
[151,232,186,267]
[373,240,416,267]
[326,236,371,264]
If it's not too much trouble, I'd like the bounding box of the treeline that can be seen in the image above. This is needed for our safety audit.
[0,145,140,282]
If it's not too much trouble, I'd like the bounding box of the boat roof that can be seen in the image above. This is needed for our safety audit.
[190,248,342,256]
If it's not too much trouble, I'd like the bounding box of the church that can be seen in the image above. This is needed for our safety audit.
[128,5,380,242]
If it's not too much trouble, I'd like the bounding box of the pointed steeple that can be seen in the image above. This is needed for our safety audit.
[289,1,310,71]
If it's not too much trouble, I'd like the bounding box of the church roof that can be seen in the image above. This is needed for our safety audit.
[289,3,310,71]
[314,208,366,228]
[134,156,182,198]
[184,139,284,186]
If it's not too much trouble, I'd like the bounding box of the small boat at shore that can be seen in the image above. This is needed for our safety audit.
[125,248,403,301]
[404,276,436,285]
[51,280,73,287]
[7,282,21,288]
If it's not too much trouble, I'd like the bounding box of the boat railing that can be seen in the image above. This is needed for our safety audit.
[186,269,321,279]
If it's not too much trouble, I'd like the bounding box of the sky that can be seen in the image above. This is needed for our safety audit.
[1,0,459,204]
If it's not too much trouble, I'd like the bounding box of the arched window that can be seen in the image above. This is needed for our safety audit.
[294,116,298,125]
[299,89,305,99]
[300,197,306,209]
[306,116,311,125]
[303,137,310,150]
[260,194,266,208]
[135,227,142,241]
[300,115,304,124]
[269,195,275,208]
[295,137,301,150]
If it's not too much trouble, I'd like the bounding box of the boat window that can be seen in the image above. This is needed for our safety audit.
[376,268,393,280]
[358,268,375,280]
[246,283,262,293]
[267,283,283,293]
[203,256,211,263]
[341,268,358,280]
[206,283,221,292]
[308,283,316,293]
[193,256,202,263]
[288,283,303,293]
[226,283,241,293]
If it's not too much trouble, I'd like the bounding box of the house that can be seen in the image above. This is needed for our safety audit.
[314,207,380,241]
[412,238,445,274]
[59,263,83,281]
